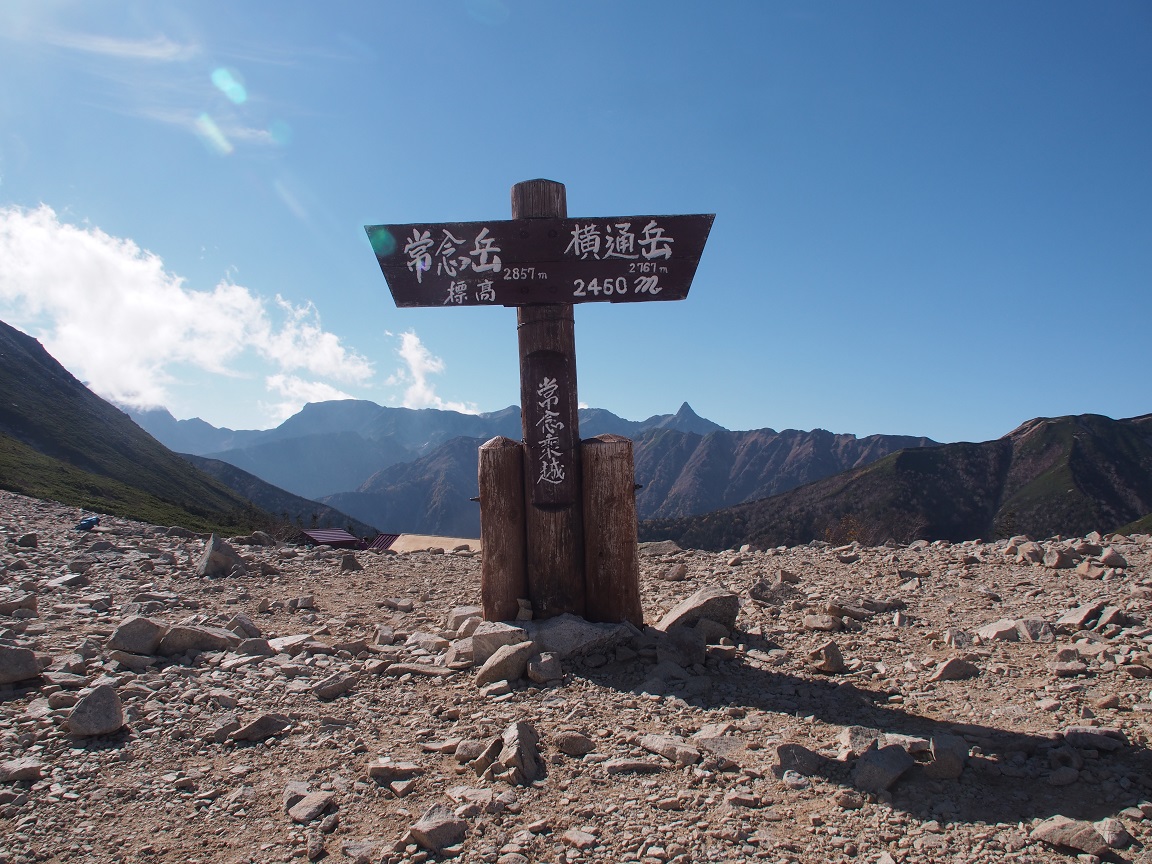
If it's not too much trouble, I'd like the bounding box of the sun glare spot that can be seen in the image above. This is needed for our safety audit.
[268,120,292,146]
[195,113,233,155]
[211,67,248,104]
[368,228,397,258]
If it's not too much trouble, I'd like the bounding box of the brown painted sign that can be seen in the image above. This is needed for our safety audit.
[365,214,714,307]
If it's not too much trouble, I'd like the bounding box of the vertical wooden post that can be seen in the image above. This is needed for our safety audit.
[479,436,527,621]
[513,179,585,619]
[581,434,643,626]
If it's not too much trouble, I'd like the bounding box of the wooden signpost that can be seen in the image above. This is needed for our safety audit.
[366,179,713,626]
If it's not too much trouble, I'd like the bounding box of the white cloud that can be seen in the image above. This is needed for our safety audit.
[41,30,200,62]
[388,331,477,414]
[0,204,373,421]
[261,374,357,423]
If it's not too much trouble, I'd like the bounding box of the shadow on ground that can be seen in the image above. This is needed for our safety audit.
[565,631,1151,840]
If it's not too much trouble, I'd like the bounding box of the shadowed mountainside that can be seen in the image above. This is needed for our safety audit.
[0,320,266,532]
[321,436,486,537]
[180,454,379,537]
[640,413,1152,550]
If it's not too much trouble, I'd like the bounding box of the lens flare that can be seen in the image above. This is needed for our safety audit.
[268,119,292,146]
[211,67,248,104]
[195,113,233,155]
[368,227,397,258]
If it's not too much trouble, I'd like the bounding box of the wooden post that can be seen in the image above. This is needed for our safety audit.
[365,181,714,625]
[478,436,527,621]
[513,179,585,618]
[581,434,643,626]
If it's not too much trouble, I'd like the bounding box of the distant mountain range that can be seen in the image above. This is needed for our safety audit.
[130,401,937,537]
[5,316,1148,547]
[640,413,1152,550]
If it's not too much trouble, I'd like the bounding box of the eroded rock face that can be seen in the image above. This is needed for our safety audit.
[2,488,1152,862]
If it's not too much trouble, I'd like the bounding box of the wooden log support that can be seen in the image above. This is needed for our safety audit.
[367,178,713,625]
[513,178,585,619]
[581,434,643,626]
[478,436,527,621]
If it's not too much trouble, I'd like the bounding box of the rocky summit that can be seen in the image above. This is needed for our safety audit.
[2,488,1152,864]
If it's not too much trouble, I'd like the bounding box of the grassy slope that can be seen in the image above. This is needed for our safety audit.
[0,434,259,533]
[0,320,267,533]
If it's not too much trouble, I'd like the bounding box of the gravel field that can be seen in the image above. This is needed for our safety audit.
[2,488,1152,864]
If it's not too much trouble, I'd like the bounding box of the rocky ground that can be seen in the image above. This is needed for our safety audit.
[3,488,1152,864]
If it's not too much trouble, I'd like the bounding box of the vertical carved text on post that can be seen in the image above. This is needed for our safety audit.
[522,349,577,508]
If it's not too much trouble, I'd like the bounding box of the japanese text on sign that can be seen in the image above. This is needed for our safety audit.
[535,376,566,486]
[564,219,674,298]
[367,213,713,308]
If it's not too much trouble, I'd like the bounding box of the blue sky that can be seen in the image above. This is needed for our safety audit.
[1,1,1149,443]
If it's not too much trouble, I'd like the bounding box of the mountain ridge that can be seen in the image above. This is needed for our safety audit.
[639,412,1152,550]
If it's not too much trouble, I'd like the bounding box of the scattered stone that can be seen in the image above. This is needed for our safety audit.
[604,759,664,775]
[196,533,248,577]
[497,720,542,784]
[802,613,842,632]
[554,730,595,757]
[231,713,292,741]
[2,488,1150,863]
[1056,602,1105,633]
[471,622,529,665]
[1043,548,1075,569]
[808,639,846,674]
[409,804,467,852]
[157,624,238,655]
[523,614,633,659]
[923,734,969,780]
[639,733,701,767]
[0,644,40,684]
[775,743,823,777]
[1098,547,1127,568]
[975,619,1018,642]
[1063,726,1128,751]
[1094,817,1131,848]
[66,684,125,736]
[1030,815,1109,856]
[562,829,597,850]
[475,640,538,686]
[106,615,167,655]
[654,586,740,632]
[0,756,43,783]
[1015,617,1055,642]
[312,671,358,700]
[928,657,980,681]
[367,760,422,784]
[0,592,37,615]
[447,605,483,633]
[525,651,562,684]
[853,745,915,792]
[288,791,335,824]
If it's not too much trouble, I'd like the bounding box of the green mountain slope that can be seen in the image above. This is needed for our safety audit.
[0,319,268,532]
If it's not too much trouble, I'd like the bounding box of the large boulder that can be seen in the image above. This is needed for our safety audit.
[655,586,740,633]
[66,685,125,737]
[196,534,247,577]
[107,616,168,655]
[157,625,240,656]
[0,645,40,685]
